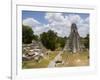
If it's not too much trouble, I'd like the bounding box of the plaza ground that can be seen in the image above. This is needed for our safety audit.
[22,50,89,69]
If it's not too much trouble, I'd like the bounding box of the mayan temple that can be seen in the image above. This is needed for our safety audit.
[64,23,80,53]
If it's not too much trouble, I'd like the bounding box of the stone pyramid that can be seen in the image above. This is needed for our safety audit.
[64,23,80,53]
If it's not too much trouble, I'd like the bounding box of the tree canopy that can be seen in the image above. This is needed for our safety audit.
[84,34,89,49]
[22,25,33,44]
[40,30,66,51]
[40,30,57,51]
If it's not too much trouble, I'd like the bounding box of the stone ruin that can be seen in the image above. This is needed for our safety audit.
[64,23,81,53]
[22,40,47,62]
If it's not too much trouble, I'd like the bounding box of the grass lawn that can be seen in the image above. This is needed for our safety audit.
[22,51,58,69]
[22,50,89,68]
[22,58,49,68]
[61,51,89,67]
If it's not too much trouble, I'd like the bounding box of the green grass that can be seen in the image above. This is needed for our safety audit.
[22,51,58,69]
[48,51,58,60]
[22,50,89,68]
[22,58,49,69]
[61,51,89,67]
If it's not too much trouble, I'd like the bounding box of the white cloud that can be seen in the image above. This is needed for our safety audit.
[23,18,40,28]
[68,14,81,23]
[45,13,72,37]
[45,13,64,23]
[22,13,89,38]
[33,24,50,35]
[48,21,70,37]
[78,24,89,37]
[84,17,89,23]
[22,18,44,35]
[44,13,89,37]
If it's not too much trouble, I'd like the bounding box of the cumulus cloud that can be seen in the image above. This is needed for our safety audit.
[45,13,72,37]
[68,14,81,23]
[22,18,44,35]
[33,24,50,35]
[22,13,89,38]
[45,13,64,23]
[78,24,89,37]
[44,13,89,37]
[84,17,89,23]
[23,18,40,28]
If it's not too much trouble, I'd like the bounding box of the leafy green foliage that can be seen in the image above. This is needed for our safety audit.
[84,34,89,49]
[80,34,89,49]
[40,30,66,51]
[33,35,39,41]
[40,30,57,51]
[22,25,33,44]
[22,25,67,50]
[57,37,66,48]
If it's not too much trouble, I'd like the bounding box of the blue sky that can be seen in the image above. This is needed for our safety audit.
[22,11,48,24]
[22,10,89,37]
[22,10,89,24]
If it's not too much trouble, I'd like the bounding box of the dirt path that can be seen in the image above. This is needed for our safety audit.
[48,51,63,67]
